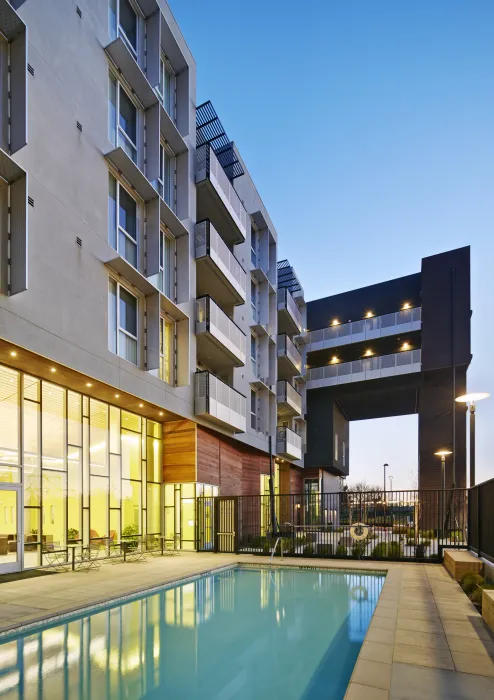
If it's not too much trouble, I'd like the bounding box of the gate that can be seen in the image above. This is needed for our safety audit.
[197,496,238,552]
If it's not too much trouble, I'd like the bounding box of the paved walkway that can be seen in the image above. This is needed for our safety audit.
[0,554,493,699]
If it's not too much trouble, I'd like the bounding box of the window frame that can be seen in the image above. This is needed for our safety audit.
[159,314,176,386]
[109,71,140,164]
[110,0,140,60]
[109,276,139,366]
[250,333,257,377]
[159,227,176,301]
[157,53,176,122]
[250,388,257,431]
[250,277,257,319]
[251,227,258,268]
[109,172,140,269]
[158,140,177,212]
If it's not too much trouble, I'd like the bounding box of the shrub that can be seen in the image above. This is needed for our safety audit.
[334,527,344,533]
[316,544,333,556]
[388,541,402,559]
[420,529,435,539]
[367,532,378,541]
[460,573,485,595]
[122,523,139,549]
[406,538,415,546]
[371,542,388,558]
[421,539,431,548]
[406,527,415,538]
[372,541,402,559]
[450,530,464,543]
[303,544,314,556]
[335,544,347,557]
[352,541,367,557]
[392,525,408,535]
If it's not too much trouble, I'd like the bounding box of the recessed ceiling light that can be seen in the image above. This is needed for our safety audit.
[331,319,340,326]
[86,382,92,387]
[365,311,374,318]
[401,342,410,351]
[115,394,120,398]
[159,411,163,416]
[10,351,17,357]
[50,367,56,373]
[139,403,144,408]
[330,356,339,364]
[402,302,411,310]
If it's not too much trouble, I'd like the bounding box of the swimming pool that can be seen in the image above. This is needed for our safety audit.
[0,565,384,699]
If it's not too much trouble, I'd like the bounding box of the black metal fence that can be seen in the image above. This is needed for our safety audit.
[197,489,468,562]
[468,478,494,563]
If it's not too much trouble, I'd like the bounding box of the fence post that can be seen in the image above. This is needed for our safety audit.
[477,485,482,557]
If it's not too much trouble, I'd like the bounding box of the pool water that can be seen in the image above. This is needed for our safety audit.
[0,566,384,700]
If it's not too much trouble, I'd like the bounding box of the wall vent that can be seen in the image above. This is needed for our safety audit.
[76,121,83,132]
[76,6,82,18]
[76,237,82,247]
[28,196,34,207]
[27,63,34,77]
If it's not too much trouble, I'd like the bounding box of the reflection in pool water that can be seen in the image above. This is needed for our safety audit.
[0,567,384,700]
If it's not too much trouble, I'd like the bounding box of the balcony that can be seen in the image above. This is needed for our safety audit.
[196,144,247,245]
[277,380,303,417]
[307,307,422,352]
[196,296,246,370]
[306,350,422,389]
[277,288,302,335]
[276,427,302,461]
[277,334,302,379]
[195,221,246,306]
[195,371,246,433]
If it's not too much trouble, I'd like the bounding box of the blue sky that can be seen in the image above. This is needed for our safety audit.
[170,0,494,488]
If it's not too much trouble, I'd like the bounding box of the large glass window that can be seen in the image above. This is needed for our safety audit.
[109,278,138,365]
[159,316,175,385]
[109,73,138,163]
[159,229,175,299]
[251,278,257,319]
[108,174,138,268]
[109,0,138,58]
[158,55,176,121]
[0,366,19,471]
[250,334,257,377]
[250,389,257,430]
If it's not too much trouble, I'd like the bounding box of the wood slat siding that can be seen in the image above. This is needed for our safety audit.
[163,420,197,483]
[290,467,304,494]
[219,441,242,496]
[196,427,220,485]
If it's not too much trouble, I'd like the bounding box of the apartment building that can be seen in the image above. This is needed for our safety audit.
[0,0,310,569]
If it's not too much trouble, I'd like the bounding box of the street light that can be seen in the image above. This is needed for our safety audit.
[435,450,453,540]
[383,463,389,495]
[455,392,490,487]
[434,450,453,490]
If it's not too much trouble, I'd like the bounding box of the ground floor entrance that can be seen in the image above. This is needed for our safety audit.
[0,484,22,573]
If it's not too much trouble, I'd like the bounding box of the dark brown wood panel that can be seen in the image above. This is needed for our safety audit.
[290,467,304,494]
[163,420,196,483]
[197,427,220,485]
[219,441,243,496]
[242,453,261,495]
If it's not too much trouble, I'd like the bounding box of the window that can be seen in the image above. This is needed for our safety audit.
[109,73,138,163]
[250,389,257,430]
[158,142,176,211]
[158,55,176,121]
[251,227,258,267]
[109,278,138,365]
[160,316,175,385]
[334,432,338,461]
[109,174,138,268]
[109,0,138,58]
[342,441,346,468]
[250,334,257,376]
[251,278,257,319]
[159,229,176,299]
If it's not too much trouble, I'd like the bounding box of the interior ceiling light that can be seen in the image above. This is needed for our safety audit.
[365,311,374,318]
[331,319,339,326]
[402,302,411,310]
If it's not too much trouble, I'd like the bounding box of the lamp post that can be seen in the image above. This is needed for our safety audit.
[389,475,393,492]
[455,392,490,487]
[383,463,389,496]
[435,450,452,539]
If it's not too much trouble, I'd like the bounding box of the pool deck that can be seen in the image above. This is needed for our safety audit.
[1,554,493,699]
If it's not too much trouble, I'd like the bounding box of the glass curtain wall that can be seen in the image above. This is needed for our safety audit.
[164,483,218,551]
[0,363,162,568]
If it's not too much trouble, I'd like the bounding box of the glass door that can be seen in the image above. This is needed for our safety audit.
[0,485,22,573]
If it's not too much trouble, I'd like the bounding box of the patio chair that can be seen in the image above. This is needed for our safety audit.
[163,540,181,556]
[44,548,71,572]
[124,538,147,563]
[73,547,101,572]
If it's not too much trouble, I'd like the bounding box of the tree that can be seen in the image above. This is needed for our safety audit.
[346,482,383,522]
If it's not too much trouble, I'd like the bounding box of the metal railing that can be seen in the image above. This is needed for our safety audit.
[307,349,422,385]
[277,334,302,374]
[196,489,468,561]
[307,307,422,348]
[196,144,248,236]
[277,288,302,331]
[276,426,302,459]
[277,380,303,414]
[468,478,494,563]
[195,221,247,299]
[195,371,246,431]
[196,296,246,364]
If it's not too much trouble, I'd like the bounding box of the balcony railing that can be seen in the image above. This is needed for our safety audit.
[195,221,247,303]
[277,380,303,416]
[277,334,302,374]
[306,350,422,388]
[195,371,246,433]
[196,144,247,241]
[276,427,302,461]
[277,288,302,333]
[196,296,246,367]
[307,307,422,351]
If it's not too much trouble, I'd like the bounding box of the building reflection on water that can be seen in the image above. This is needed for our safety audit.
[0,569,383,700]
